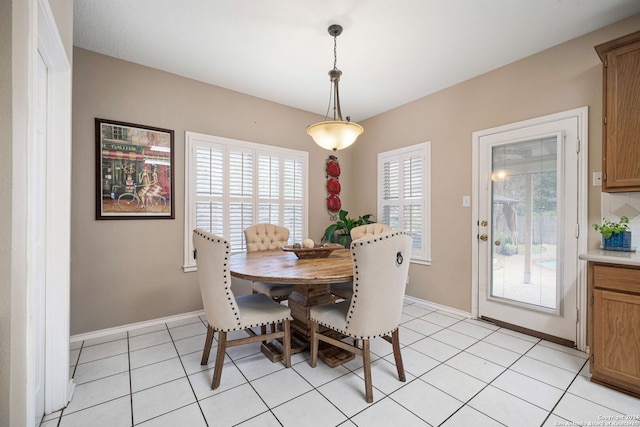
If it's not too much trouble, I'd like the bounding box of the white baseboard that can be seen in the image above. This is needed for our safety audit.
[70,309,205,343]
[72,297,468,343]
[404,295,472,319]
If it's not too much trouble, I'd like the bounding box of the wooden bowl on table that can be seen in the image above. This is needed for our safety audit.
[281,244,343,259]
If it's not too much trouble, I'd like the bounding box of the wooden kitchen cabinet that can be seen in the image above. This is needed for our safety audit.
[588,262,640,398]
[595,30,640,192]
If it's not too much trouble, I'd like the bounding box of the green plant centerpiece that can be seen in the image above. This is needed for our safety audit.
[593,216,631,250]
[323,209,374,247]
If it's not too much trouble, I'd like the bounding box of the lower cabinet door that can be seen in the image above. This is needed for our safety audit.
[592,289,640,395]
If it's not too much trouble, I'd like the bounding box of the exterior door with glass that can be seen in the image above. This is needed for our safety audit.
[476,114,582,345]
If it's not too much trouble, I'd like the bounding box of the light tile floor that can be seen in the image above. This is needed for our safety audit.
[41,300,640,427]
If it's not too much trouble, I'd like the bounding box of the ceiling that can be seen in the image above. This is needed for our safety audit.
[73,0,640,121]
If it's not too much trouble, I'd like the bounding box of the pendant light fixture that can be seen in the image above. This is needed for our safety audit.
[306,24,364,151]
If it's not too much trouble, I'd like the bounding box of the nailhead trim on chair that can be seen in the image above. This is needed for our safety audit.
[211,315,294,333]
[310,318,399,341]
[194,229,242,328]
[332,229,411,339]
[194,228,293,332]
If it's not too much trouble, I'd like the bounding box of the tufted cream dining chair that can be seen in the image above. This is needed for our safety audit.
[350,223,393,240]
[330,223,393,300]
[244,224,294,301]
[193,228,292,389]
[310,230,412,402]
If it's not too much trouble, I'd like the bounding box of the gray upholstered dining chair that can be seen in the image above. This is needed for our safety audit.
[193,228,292,389]
[310,230,412,403]
[330,223,393,300]
[244,224,294,302]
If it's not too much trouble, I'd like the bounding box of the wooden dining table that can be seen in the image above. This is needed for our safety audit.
[230,247,355,367]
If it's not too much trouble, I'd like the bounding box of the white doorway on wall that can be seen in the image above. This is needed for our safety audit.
[24,1,74,425]
[471,107,588,350]
[33,49,48,427]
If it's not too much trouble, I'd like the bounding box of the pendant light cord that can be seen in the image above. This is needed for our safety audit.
[333,32,338,71]
[322,32,340,121]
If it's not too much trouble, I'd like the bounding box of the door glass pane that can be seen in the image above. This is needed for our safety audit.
[490,136,558,310]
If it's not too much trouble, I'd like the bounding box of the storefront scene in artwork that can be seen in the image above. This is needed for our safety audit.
[96,119,174,219]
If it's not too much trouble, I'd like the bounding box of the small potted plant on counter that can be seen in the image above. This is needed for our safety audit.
[323,209,374,247]
[593,216,632,250]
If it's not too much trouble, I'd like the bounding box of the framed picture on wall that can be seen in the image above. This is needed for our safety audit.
[95,118,175,220]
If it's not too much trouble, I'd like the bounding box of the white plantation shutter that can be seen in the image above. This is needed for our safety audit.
[403,155,423,254]
[228,149,254,251]
[382,159,400,228]
[228,202,253,251]
[283,158,304,244]
[195,144,224,235]
[258,154,280,225]
[184,132,308,271]
[229,150,253,197]
[378,142,431,264]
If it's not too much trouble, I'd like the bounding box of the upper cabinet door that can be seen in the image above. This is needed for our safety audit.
[596,30,640,192]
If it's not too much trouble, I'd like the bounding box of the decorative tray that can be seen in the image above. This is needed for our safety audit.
[281,244,343,259]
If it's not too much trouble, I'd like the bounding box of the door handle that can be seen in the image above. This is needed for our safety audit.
[479,234,488,241]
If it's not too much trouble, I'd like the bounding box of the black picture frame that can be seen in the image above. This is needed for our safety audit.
[95,118,175,220]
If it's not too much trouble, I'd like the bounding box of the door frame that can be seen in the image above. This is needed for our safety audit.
[32,0,73,421]
[471,107,589,351]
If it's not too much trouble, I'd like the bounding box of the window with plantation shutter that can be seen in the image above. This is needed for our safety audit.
[184,132,308,271]
[378,142,431,264]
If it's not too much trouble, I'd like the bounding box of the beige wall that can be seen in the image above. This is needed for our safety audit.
[71,14,640,334]
[71,48,355,334]
[352,14,640,312]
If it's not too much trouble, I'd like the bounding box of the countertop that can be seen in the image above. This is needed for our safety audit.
[579,249,640,267]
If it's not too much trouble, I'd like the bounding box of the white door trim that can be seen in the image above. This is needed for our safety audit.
[36,0,73,418]
[471,107,588,351]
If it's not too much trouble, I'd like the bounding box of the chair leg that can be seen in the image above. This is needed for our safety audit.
[362,339,373,403]
[212,331,227,390]
[391,329,406,382]
[283,319,291,368]
[201,325,215,365]
[309,321,319,368]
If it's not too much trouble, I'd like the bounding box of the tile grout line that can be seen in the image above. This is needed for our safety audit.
[65,302,624,427]
[167,320,210,427]
[390,327,503,426]
[473,335,551,423]
[126,320,211,425]
[403,326,545,426]
[52,340,87,426]
[70,341,83,379]
[286,358,352,422]
[229,327,288,424]
[127,330,134,426]
[542,358,590,425]
[344,322,477,425]
[450,331,589,425]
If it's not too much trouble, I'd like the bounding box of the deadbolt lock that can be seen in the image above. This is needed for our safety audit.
[480,220,488,227]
